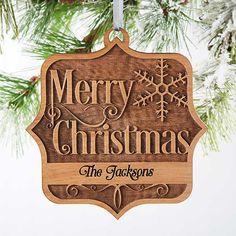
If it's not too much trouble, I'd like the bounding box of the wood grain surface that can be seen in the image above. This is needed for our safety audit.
[27,28,207,218]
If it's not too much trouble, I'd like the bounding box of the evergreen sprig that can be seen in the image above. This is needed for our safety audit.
[19,0,82,40]
[81,0,140,46]
[196,82,236,152]
[27,30,91,59]
[194,57,236,152]
[0,0,18,52]
[0,73,40,157]
[136,0,196,52]
[200,0,236,63]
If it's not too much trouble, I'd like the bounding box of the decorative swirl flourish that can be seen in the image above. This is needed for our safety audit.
[138,184,145,191]
[103,105,119,120]
[125,184,169,198]
[57,104,125,128]
[66,185,80,197]
[103,104,128,121]
[44,104,61,128]
[61,144,71,155]
[156,184,169,198]
[82,184,111,192]
[66,184,169,210]
[44,102,127,129]
[60,104,107,128]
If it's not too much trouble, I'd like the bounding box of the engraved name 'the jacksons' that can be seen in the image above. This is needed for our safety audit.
[50,69,190,156]
[79,164,154,181]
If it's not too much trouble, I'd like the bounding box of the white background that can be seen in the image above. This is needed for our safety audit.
[0,36,236,236]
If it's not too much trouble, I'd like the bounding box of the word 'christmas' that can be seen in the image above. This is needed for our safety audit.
[53,121,190,155]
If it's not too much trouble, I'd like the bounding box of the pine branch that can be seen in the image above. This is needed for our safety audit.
[18,0,82,40]
[135,0,196,52]
[20,0,139,53]
[0,73,40,157]
[0,0,18,52]
[82,0,140,45]
[199,0,236,63]
[196,82,236,152]
[27,30,92,59]
[194,58,236,153]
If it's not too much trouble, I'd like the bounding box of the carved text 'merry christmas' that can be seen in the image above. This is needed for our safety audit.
[50,69,190,156]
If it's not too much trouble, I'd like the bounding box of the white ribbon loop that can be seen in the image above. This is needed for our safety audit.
[113,0,124,31]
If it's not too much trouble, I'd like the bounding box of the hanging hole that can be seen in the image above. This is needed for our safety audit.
[104,28,129,47]
[109,30,124,42]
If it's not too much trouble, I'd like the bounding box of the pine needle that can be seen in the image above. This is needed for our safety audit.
[0,0,18,52]
[18,0,82,40]
[199,0,236,63]
[135,0,195,52]
[194,58,236,153]
[196,82,236,153]
[26,30,91,59]
[0,73,40,157]
[82,0,139,45]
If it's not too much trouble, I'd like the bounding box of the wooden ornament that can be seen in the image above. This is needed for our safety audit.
[27,28,206,219]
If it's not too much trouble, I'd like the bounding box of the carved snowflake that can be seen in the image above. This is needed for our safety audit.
[133,59,188,122]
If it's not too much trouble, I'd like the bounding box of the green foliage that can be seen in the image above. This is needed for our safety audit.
[194,58,236,153]
[25,0,140,56]
[81,0,140,45]
[196,82,236,152]
[19,0,82,40]
[27,30,91,59]
[136,0,196,52]
[0,73,40,157]
[200,0,236,64]
[0,0,18,52]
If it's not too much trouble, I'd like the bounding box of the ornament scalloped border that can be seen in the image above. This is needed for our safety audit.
[27,32,207,219]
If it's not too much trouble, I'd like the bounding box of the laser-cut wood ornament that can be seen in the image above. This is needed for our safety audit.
[27,28,206,219]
